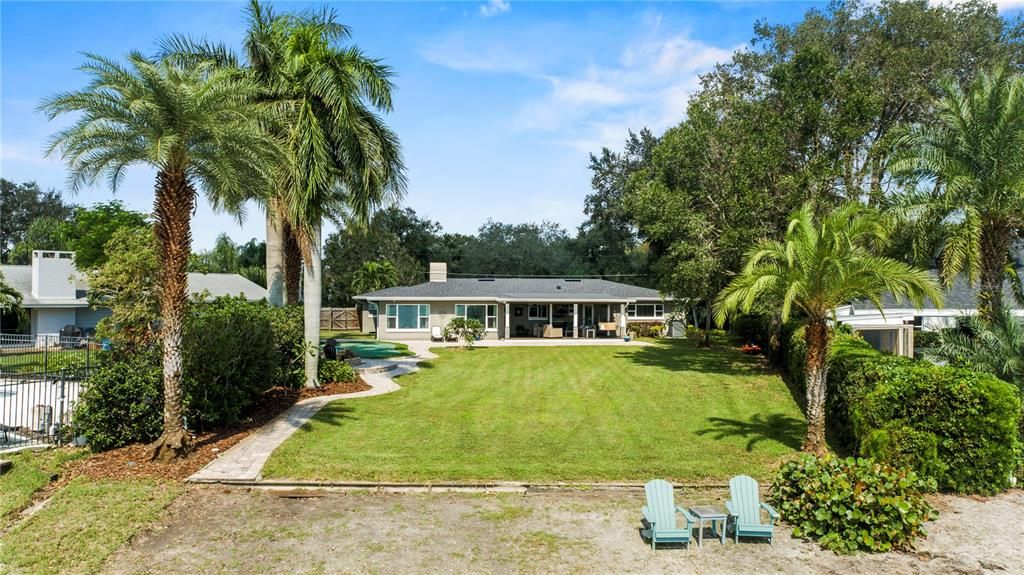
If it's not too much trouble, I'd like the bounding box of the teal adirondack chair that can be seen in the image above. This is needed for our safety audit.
[725,475,779,544]
[641,479,696,550]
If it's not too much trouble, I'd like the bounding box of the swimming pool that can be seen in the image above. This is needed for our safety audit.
[323,340,409,359]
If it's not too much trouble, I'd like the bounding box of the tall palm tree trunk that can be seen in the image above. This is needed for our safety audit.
[303,224,322,388]
[265,203,285,307]
[978,221,1010,322]
[283,222,302,305]
[802,319,831,455]
[149,170,194,461]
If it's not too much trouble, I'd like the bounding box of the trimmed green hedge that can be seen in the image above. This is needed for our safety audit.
[783,329,1021,495]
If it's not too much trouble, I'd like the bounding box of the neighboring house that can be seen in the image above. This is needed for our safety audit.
[0,250,267,337]
[835,269,1024,357]
[354,262,669,340]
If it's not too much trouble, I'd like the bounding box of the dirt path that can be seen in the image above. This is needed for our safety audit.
[101,487,1024,575]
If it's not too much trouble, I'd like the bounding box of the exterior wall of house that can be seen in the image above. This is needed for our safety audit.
[360,307,377,335]
[368,298,671,340]
[30,308,77,337]
[373,300,505,341]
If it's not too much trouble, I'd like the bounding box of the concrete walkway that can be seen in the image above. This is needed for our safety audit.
[188,350,433,484]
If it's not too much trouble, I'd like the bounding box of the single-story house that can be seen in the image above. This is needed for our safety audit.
[835,269,1024,357]
[354,262,669,340]
[0,250,267,337]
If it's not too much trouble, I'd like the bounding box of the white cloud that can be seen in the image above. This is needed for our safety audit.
[0,140,54,166]
[517,30,738,152]
[479,0,510,18]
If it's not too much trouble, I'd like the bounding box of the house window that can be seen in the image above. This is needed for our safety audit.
[627,303,664,319]
[385,304,430,330]
[455,304,498,330]
[527,304,548,320]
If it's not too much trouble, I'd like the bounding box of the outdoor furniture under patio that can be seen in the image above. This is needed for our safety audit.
[431,326,445,342]
[726,475,779,544]
[542,324,563,338]
[641,479,696,550]
[598,321,617,336]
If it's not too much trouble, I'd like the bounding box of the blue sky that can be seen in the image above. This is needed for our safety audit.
[7,0,1004,249]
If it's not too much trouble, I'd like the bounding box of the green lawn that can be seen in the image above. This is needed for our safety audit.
[0,448,87,518]
[263,340,805,482]
[0,477,182,575]
[0,349,90,374]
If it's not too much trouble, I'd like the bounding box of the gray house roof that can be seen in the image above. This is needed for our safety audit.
[848,269,1022,312]
[355,278,662,302]
[0,265,266,307]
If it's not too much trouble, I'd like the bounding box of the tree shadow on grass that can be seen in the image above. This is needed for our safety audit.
[697,413,805,452]
[290,402,358,434]
[617,339,772,376]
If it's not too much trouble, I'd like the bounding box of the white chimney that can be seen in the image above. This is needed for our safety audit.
[31,251,77,299]
[429,262,447,283]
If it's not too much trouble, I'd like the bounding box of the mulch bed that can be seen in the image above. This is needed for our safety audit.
[46,377,371,489]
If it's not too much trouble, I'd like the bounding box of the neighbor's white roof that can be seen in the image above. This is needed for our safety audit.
[0,265,266,308]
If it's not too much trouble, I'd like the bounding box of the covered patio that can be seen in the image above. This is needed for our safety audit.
[501,301,626,339]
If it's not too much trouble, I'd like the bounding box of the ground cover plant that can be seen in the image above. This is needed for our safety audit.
[263,339,804,482]
[773,455,936,554]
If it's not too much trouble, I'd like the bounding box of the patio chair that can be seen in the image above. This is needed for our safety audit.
[431,326,444,342]
[725,475,779,545]
[641,479,696,550]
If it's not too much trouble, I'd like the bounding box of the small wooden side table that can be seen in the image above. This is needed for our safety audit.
[689,506,728,546]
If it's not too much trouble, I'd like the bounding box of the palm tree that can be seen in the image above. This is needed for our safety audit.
[351,261,400,295]
[163,1,405,387]
[40,53,278,459]
[891,67,1024,321]
[274,17,405,387]
[931,309,1024,395]
[714,202,942,454]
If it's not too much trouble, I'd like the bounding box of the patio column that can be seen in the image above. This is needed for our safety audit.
[549,303,553,326]
[573,303,578,339]
[504,303,510,340]
[619,303,627,337]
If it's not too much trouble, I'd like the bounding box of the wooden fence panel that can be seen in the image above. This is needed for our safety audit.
[320,307,361,331]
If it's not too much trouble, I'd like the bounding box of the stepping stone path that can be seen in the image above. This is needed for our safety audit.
[188,348,433,484]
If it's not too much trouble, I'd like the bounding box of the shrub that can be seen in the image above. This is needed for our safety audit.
[319,360,357,384]
[860,425,944,481]
[853,363,1020,494]
[628,322,664,338]
[913,329,942,349]
[773,455,936,554]
[444,317,486,349]
[73,353,163,451]
[181,297,278,429]
[784,327,1021,494]
[732,313,771,346]
[74,297,309,449]
[47,352,90,375]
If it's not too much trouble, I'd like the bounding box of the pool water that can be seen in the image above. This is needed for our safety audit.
[328,340,404,359]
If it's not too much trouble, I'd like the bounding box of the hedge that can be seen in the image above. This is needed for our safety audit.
[75,298,307,449]
[783,328,1021,494]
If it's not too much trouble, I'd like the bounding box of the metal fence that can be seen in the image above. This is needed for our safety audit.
[1,334,92,451]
